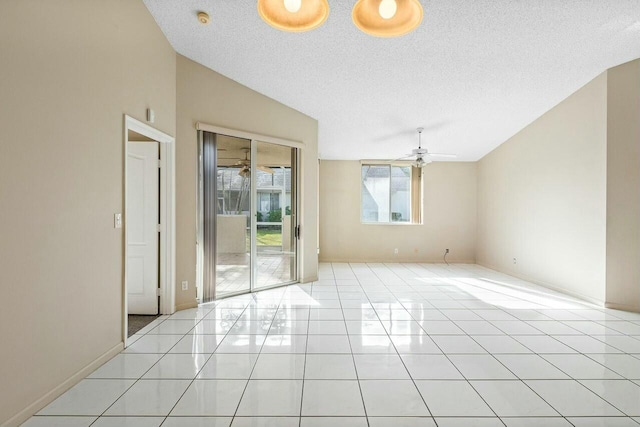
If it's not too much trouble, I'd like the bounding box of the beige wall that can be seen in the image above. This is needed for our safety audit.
[175,55,319,309]
[319,161,477,262]
[0,1,176,425]
[477,73,609,303]
[0,1,636,423]
[606,60,640,311]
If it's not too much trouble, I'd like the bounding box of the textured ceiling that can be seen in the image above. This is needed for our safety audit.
[143,0,640,161]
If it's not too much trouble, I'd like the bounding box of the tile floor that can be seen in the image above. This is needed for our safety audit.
[24,263,640,427]
[216,251,294,296]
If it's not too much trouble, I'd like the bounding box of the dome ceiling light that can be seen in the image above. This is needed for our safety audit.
[257,0,330,32]
[352,0,423,37]
[256,0,423,36]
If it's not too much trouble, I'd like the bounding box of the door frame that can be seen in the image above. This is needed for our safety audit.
[195,122,303,300]
[123,115,176,346]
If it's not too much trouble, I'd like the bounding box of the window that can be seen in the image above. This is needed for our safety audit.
[361,164,422,224]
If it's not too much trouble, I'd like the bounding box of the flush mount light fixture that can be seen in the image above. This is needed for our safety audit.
[257,0,330,32]
[352,0,423,37]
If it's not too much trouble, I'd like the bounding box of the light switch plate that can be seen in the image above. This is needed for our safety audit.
[114,213,122,229]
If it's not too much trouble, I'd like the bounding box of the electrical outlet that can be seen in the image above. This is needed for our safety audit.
[445,248,450,254]
[394,248,399,255]
[181,281,188,291]
[513,258,517,265]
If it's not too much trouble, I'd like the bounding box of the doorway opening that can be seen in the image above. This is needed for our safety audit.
[196,128,301,302]
[123,115,175,346]
[127,314,161,337]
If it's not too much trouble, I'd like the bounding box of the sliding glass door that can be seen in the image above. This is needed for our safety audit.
[197,131,298,302]
[215,135,254,298]
[253,141,297,290]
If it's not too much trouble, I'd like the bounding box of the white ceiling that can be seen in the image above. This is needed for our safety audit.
[143,0,640,161]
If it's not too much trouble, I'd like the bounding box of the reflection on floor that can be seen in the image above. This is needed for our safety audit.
[216,250,294,296]
[25,263,640,427]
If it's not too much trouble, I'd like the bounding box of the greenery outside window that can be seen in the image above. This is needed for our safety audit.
[361,163,422,224]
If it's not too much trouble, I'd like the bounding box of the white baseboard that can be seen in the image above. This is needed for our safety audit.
[476,261,605,307]
[605,302,640,313]
[2,342,124,427]
[318,258,477,264]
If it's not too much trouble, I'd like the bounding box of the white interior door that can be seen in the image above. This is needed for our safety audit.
[127,142,159,315]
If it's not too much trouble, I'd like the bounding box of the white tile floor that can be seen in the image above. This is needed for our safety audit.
[216,252,294,296]
[24,263,640,427]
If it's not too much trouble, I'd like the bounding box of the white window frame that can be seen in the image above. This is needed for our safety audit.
[360,162,422,225]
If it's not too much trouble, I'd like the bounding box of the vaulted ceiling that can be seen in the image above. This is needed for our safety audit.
[144,0,640,161]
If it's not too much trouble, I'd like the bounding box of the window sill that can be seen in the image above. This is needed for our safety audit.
[361,222,423,226]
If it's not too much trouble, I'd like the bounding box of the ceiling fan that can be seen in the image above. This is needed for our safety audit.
[232,149,275,177]
[395,127,457,167]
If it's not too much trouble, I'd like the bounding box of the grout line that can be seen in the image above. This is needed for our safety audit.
[398,263,570,426]
[35,263,640,426]
[230,290,286,424]
[89,305,221,426]
[372,262,640,423]
[363,261,499,427]
[297,286,311,427]
[360,262,445,424]
[157,300,246,426]
[336,262,371,427]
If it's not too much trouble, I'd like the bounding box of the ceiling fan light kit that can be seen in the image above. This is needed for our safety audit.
[414,157,432,168]
[256,0,423,36]
[395,127,457,168]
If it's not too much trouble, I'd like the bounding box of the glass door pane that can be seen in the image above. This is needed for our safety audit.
[215,134,252,297]
[253,141,297,290]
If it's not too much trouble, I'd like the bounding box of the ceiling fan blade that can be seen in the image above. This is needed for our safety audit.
[428,153,457,158]
[257,165,275,174]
